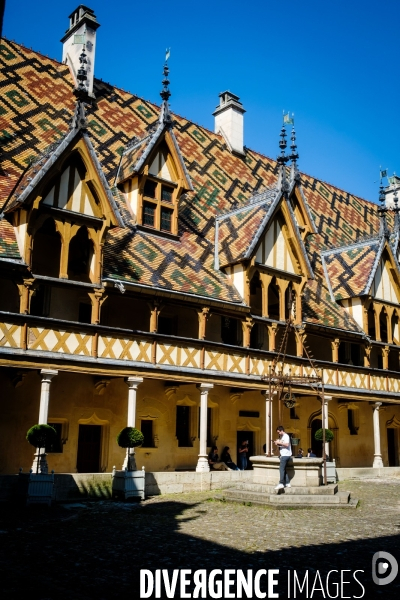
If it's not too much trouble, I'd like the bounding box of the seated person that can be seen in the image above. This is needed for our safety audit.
[221,446,239,470]
[208,446,229,470]
[307,448,316,457]
[296,447,304,458]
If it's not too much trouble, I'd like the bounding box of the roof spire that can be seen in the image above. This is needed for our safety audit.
[159,50,172,125]
[289,123,300,182]
[378,173,389,238]
[277,116,289,192]
[74,45,89,98]
[70,45,89,130]
[393,180,400,231]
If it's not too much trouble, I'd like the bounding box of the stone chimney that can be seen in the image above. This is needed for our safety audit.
[61,5,100,97]
[213,91,245,155]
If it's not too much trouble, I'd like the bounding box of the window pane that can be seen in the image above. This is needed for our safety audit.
[144,179,157,198]
[161,185,173,202]
[143,202,155,226]
[161,207,172,231]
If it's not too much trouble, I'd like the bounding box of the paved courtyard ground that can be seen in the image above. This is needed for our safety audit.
[1,478,400,599]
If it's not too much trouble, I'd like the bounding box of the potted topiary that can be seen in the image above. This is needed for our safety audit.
[22,424,57,505]
[314,428,336,483]
[112,427,146,500]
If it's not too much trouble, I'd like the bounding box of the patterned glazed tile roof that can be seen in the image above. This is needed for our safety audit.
[322,238,382,300]
[0,39,393,331]
[0,218,21,259]
[217,187,279,266]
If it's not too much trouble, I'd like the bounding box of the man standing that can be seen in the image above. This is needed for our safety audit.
[273,426,292,490]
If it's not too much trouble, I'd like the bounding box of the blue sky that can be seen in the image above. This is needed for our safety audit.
[3,0,399,202]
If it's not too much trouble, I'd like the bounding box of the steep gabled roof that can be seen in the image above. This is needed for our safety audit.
[322,231,400,302]
[3,102,124,227]
[0,39,388,329]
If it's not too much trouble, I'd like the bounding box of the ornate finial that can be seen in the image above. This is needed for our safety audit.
[277,123,287,166]
[160,50,171,103]
[378,173,389,238]
[393,180,400,231]
[159,50,172,125]
[75,45,88,96]
[289,124,300,181]
[277,117,289,192]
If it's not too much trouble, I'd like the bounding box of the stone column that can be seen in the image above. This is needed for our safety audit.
[323,396,332,459]
[196,383,214,472]
[372,402,384,468]
[123,377,143,470]
[263,389,277,456]
[32,369,58,473]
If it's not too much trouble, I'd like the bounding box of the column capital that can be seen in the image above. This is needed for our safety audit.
[261,390,278,398]
[125,376,143,389]
[197,383,214,392]
[371,401,382,409]
[40,369,58,381]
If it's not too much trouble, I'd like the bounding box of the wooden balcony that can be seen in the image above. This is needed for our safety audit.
[1,311,400,399]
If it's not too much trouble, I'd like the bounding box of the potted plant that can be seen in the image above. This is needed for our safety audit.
[112,427,146,500]
[314,428,336,483]
[22,424,57,505]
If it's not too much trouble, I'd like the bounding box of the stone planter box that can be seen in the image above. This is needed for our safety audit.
[112,467,145,500]
[22,471,54,506]
[251,456,324,487]
[326,460,337,483]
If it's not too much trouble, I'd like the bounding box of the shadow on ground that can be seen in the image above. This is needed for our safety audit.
[0,498,399,599]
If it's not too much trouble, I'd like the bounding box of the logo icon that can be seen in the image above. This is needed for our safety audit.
[372,551,398,586]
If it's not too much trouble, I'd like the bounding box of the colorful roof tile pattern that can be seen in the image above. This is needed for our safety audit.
[0,39,394,332]
[322,239,382,300]
[0,218,21,259]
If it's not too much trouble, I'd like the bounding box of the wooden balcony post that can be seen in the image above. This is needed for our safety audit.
[149,301,162,333]
[242,316,254,348]
[382,345,390,370]
[267,323,278,351]
[331,338,340,363]
[197,307,210,340]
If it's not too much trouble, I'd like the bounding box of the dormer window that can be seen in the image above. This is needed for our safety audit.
[141,174,177,234]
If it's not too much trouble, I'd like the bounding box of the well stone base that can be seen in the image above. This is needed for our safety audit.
[251,455,323,487]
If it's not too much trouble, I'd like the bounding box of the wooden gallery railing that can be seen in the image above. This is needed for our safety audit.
[1,311,400,395]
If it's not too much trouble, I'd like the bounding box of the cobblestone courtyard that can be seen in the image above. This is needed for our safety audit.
[1,478,400,599]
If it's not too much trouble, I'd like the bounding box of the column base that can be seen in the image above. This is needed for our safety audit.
[122,450,137,471]
[31,451,48,474]
[373,455,384,468]
[196,456,210,472]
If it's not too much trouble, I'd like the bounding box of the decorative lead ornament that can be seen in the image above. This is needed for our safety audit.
[283,392,296,409]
